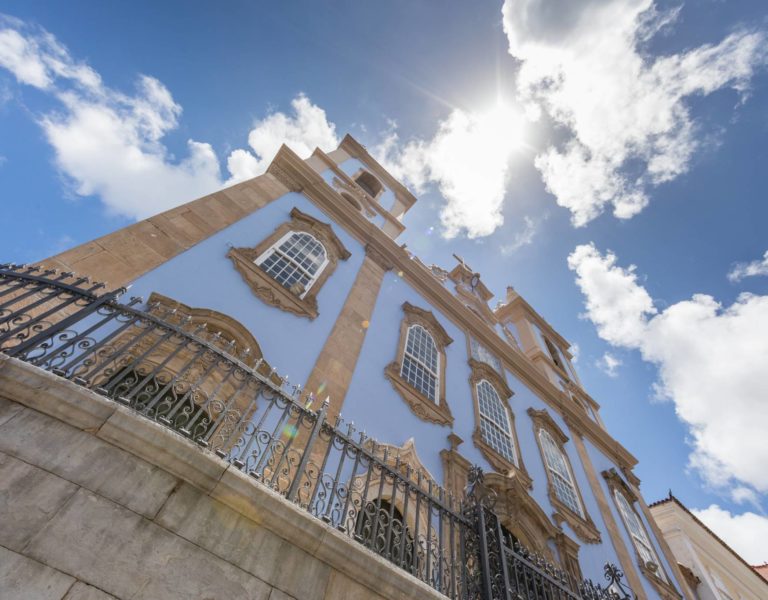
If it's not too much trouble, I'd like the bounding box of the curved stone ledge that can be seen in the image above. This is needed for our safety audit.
[0,355,446,600]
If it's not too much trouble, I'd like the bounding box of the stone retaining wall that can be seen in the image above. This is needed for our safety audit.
[0,355,446,600]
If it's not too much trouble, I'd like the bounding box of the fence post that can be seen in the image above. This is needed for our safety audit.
[476,503,494,600]
[286,396,329,502]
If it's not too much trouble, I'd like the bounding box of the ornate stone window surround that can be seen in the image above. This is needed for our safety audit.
[528,408,601,544]
[602,469,680,599]
[468,359,531,487]
[385,302,454,426]
[226,207,351,320]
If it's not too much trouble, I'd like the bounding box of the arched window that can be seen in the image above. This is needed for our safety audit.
[401,325,439,403]
[386,303,453,426]
[614,490,663,576]
[255,231,328,299]
[477,379,517,465]
[539,428,583,517]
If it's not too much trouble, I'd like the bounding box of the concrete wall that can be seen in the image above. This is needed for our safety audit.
[0,355,445,600]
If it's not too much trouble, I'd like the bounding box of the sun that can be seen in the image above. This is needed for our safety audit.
[474,100,527,157]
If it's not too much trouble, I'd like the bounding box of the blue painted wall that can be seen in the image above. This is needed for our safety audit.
[127,192,365,387]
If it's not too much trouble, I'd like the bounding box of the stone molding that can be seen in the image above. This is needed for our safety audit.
[385,302,453,427]
[227,207,350,320]
[0,355,447,600]
[332,176,378,218]
[528,408,602,544]
[440,433,472,500]
[265,144,640,477]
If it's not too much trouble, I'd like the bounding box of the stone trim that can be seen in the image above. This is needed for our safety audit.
[38,174,289,289]
[603,469,681,599]
[555,531,583,588]
[267,160,303,192]
[227,207,350,320]
[528,408,601,544]
[440,433,472,500]
[147,292,262,360]
[311,149,406,237]
[468,359,530,486]
[385,302,453,427]
[303,253,387,421]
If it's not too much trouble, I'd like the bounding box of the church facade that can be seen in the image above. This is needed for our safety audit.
[2,135,691,599]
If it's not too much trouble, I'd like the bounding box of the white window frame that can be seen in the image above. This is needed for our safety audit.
[476,379,518,466]
[400,324,440,403]
[614,489,665,580]
[539,428,584,518]
[255,231,329,299]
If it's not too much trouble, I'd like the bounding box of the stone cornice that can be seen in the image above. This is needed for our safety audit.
[266,144,639,472]
[495,295,572,351]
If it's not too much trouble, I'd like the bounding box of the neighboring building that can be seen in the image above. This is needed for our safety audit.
[650,494,768,600]
[754,565,768,583]
[0,135,692,599]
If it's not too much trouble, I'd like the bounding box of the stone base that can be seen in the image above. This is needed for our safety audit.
[0,355,445,600]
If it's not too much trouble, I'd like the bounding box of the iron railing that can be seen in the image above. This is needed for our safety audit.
[0,264,638,600]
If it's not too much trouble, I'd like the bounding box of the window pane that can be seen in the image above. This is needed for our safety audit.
[614,490,662,576]
[259,232,327,295]
[477,380,516,464]
[401,325,439,402]
[539,429,583,516]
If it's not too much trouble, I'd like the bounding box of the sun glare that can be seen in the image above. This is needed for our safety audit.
[475,101,527,157]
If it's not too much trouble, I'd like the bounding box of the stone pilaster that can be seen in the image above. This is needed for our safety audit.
[38,174,289,289]
[302,245,390,421]
[568,428,648,599]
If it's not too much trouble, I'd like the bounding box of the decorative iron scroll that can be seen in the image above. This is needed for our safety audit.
[0,265,646,600]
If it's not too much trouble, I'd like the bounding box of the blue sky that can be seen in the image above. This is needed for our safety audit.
[1,0,767,562]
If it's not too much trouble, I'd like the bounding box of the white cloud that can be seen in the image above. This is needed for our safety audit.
[500,216,537,255]
[225,95,339,184]
[375,104,526,239]
[569,343,580,364]
[728,250,768,282]
[502,0,767,226]
[596,352,622,377]
[730,486,762,510]
[568,243,768,494]
[692,505,768,564]
[0,18,338,220]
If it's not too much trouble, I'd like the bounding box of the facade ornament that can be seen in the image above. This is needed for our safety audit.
[267,161,303,192]
[332,176,377,217]
[364,244,394,272]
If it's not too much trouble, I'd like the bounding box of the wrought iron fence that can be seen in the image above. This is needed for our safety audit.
[0,264,638,600]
